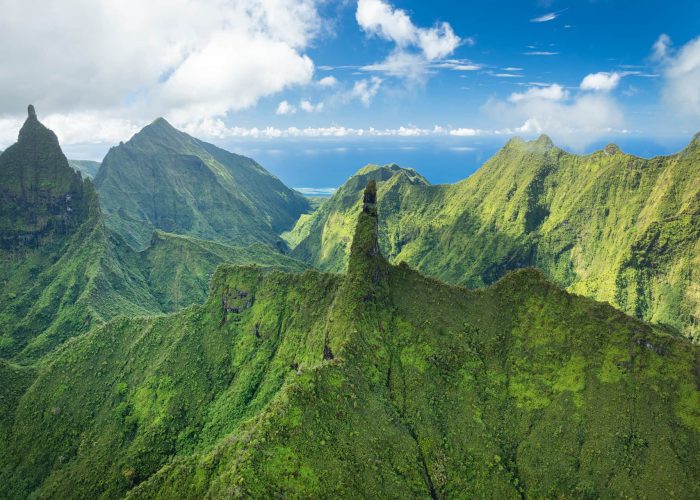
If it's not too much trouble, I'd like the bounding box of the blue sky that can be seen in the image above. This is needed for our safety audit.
[226,0,700,141]
[1,0,700,187]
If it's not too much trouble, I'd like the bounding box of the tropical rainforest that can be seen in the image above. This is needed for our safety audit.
[1,107,698,499]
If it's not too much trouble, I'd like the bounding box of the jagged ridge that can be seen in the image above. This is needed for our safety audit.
[2,183,697,498]
[286,135,700,340]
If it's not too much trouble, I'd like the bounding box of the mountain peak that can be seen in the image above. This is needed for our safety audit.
[347,181,386,293]
[142,116,180,135]
[150,116,172,128]
[534,134,554,148]
[18,105,57,145]
[0,106,91,248]
[362,180,378,216]
[604,143,621,155]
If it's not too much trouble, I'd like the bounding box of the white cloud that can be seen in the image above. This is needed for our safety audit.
[356,0,416,46]
[416,22,461,60]
[356,0,462,80]
[530,12,557,23]
[173,121,487,140]
[509,84,568,103]
[530,9,565,23]
[300,100,324,112]
[653,34,672,61]
[276,101,297,115]
[349,77,383,106]
[0,0,324,140]
[487,83,624,149]
[654,34,700,116]
[318,76,339,87]
[449,128,479,137]
[523,51,559,56]
[362,52,428,80]
[580,72,621,91]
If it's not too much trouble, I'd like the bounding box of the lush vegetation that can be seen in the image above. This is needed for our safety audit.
[2,183,698,498]
[1,109,698,498]
[285,136,700,340]
[0,109,307,363]
[95,118,310,250]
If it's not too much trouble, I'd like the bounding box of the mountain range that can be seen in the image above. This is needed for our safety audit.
[285,136,700,341]
[0,108,306,363]
[0,105,698,498]
[1,182,697,498]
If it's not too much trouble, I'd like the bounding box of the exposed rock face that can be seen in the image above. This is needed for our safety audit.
[0,105,92,249]
[363,180,377,215]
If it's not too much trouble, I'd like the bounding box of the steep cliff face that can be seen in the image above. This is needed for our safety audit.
[286,136,700,340]
[0,105,92,249]
[95,118,310,250]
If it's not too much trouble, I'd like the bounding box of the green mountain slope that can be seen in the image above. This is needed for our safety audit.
[68,159,101,179]
[286,136,700,340]
[140,231,308,312]
[3,183,697,498]
[94,118,310,250]
[0,110,306,363]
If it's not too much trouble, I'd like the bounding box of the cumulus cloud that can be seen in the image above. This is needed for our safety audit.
[177,121,484,140]
[349,77,384,106]
[300,100,324,112]
[318,76,339,87]
[580,72,621,91]
[653,34,700,117]
[449,128,479,137]
[509,84,568,103]
[485,83,624,149]
[356,0,417,46]
[356,0,462,80]
[276,101,297,115]
[0,0,324,143]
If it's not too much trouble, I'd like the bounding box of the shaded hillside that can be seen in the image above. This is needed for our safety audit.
[286,137,700,340]
[95,118,310,250]
[3,183,697,498]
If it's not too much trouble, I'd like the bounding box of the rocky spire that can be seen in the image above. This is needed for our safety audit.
[347,181,387,300]
[362,180,378,215]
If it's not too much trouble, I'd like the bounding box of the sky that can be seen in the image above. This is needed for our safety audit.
[1,0,700,189]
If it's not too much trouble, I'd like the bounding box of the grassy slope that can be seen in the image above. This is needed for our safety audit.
[286,137,700,340]
[0,217,307,364]
[95,118,309,251]
[3,190,697,498]
[141,231,308,312]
